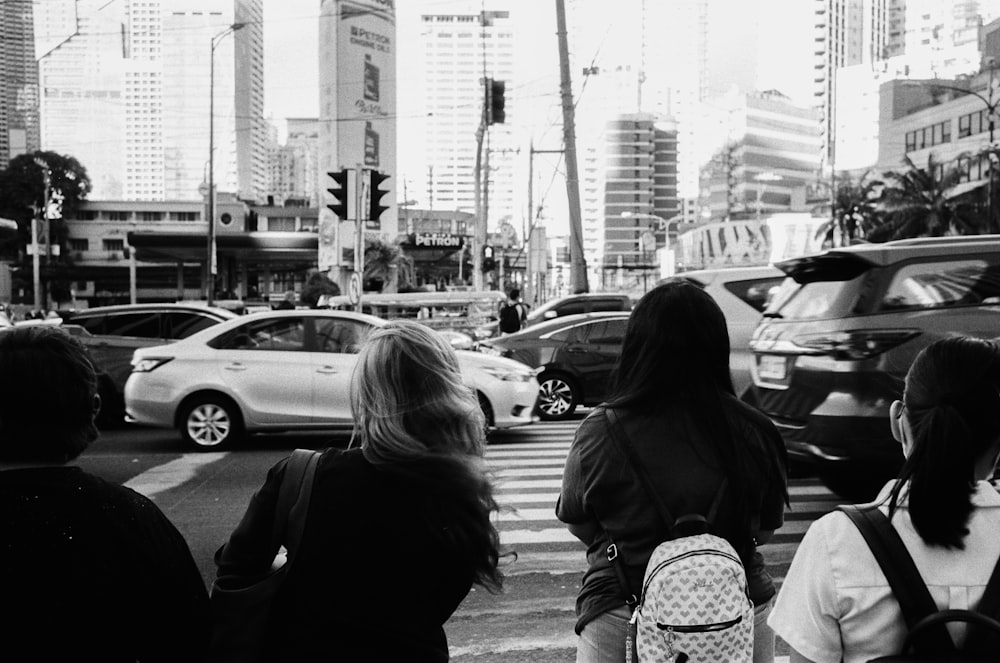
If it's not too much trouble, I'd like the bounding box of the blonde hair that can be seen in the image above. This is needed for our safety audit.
[350,320,486,463]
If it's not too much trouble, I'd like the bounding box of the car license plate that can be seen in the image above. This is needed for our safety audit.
[757,355,787,381]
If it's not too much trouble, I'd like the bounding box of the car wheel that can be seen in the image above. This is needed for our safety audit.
[180,395,243,451]
[477,391,495,428]
[537,373,579,421]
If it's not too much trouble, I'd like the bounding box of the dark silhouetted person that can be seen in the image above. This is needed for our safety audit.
[0,326,210,661]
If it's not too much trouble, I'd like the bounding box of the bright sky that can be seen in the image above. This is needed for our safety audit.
[263,0,815,123]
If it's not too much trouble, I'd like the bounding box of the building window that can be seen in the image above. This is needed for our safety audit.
[139,211,163,221]
[68,238,89,251]
[103,239,125,252]
[107,211,130,221]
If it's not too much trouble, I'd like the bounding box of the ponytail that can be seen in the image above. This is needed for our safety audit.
[888,337,1000,550]
[891,403,975,548]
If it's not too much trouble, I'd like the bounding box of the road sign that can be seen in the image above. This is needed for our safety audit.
[348,271,362,305]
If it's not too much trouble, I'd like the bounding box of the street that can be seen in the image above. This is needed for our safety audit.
[80,415,840,662]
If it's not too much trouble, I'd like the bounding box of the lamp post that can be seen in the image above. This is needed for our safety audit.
[906,66,1000,233]
[207,22,246,306]
[620,211,682,287]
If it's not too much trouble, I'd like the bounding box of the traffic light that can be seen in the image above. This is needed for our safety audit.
[327,170,350,219]
[482,244,496,272]
[486,78,506,125]
[369,170,390,223]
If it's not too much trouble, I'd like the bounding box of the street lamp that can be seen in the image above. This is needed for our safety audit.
[620,211,681,239]
[207,22,246,306]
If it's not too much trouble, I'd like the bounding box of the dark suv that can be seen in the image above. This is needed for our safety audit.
[748,236,1000,499]
[59,304,237,423]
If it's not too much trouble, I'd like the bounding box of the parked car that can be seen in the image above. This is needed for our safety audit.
[668,265,785,396]
[124,309,538,450]
[57,303,238,423]
[474,292,634,340]
[748,236,1000,500]
[477,312,630,420]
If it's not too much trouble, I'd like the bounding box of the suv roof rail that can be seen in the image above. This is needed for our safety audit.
[885,234,1000,247]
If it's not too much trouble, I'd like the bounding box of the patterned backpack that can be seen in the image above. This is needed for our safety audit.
[604,408,754,663]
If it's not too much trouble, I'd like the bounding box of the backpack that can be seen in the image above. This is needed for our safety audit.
[603,408,754,663]
[498,302,523,333]
[839,505,1000,662]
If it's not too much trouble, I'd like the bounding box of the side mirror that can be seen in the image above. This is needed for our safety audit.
[544,310,557,319]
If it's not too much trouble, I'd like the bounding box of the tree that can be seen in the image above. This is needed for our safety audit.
[364,238,414,293]
[299,269,341,308]
[0,151,91,304]
[814,171,881,247]
[867,154,981,242]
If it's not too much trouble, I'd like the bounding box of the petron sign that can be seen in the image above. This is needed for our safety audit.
[409,233,465,250]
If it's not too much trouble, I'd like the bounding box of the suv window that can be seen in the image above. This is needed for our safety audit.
[165,311,220,339]
[589,298,628,313]
[101,312,162,338]
[880,259,1000,311]
[723,277,785,313]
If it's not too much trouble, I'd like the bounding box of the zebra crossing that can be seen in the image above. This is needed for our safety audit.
[486,420,844,581]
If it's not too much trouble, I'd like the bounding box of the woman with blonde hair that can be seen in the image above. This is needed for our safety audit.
[215,320,502,661]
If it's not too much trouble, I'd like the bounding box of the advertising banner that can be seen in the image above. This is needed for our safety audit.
[336,1,395,183]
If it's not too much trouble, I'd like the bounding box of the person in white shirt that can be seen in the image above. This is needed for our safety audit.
[769,336,1000,663]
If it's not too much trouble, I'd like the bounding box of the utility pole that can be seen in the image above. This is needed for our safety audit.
[527,143,564,306]
[555,0,588,293]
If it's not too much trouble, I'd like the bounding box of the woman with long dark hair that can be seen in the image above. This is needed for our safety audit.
[770,337,1000,662]
[215,320,502,661]
[557,280,789,662]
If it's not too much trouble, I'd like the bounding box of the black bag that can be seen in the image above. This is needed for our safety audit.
[209,449,321,663]
[839,505,1000,662]
[498,302,523,333]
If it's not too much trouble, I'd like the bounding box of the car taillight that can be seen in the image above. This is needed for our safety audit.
[131,357,174,373]
[792,329,921,360]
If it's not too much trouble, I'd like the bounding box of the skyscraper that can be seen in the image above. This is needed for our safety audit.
[0,0,40,168]
[34,0,266,202]
[397,9,516,229]
[813,0,891,165]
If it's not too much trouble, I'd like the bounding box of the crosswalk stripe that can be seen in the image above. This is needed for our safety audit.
[501,528,580,544]
[124,453,228,498]
[498,493,560,504]
[496,507,560,522]
[496,479,564,489]
[487,442,572,452]
[487,458,567,467]
[494,467,565,478]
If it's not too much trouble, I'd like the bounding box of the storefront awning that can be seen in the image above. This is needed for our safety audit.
[127,231,318,264]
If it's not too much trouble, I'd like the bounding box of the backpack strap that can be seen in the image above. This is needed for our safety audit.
[601,407,729,608]
[838,505,955,655]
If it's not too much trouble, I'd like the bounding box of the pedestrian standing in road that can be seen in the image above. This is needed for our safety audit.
[214,320,503,661]
[557,280,789,663]
[769,336,1000,662]
[0,326,211,661]
[274,290,296,310]
[499,287,527,335]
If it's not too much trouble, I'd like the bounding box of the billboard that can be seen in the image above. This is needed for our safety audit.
[319,0,396,272]
[675,215,826,272]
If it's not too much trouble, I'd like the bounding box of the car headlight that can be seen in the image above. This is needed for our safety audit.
[131,357,174,373]
[480,366,534,382]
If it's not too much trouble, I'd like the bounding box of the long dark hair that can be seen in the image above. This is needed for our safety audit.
[888,336,1000,549]
[607,280,751,539]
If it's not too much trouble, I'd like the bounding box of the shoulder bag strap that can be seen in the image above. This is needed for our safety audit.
[605,407,676,528]
[838,505,955,654]
[959,550,1000,652]
[273,449,321,563]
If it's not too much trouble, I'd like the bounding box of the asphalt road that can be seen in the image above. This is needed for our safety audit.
[77,415,838,661]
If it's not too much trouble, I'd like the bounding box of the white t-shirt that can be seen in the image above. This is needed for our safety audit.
[768,480,1000,663]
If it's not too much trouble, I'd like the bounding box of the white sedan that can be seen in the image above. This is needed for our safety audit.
[124,309,539,450]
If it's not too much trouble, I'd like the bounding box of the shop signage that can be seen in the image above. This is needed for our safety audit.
[410,233,465,249]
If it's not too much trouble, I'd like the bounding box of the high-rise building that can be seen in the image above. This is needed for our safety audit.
[267,118,320,206]
[397,10,516,229]
[0,0,40,167]
[567,0,706,286]
[34,0,266,202]
[600,114,679,289]
[813,0,892,165]
[701,91,822,222]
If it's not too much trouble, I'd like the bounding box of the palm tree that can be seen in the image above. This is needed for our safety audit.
[364,239,414,292]
[814,171,881,247]
[868,154,982,241]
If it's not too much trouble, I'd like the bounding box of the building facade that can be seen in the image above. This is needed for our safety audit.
[34,0,267,203]
[701,91,822,222]
[267,118,320,207]
[814,0,892,165]
[0,0,40,168]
